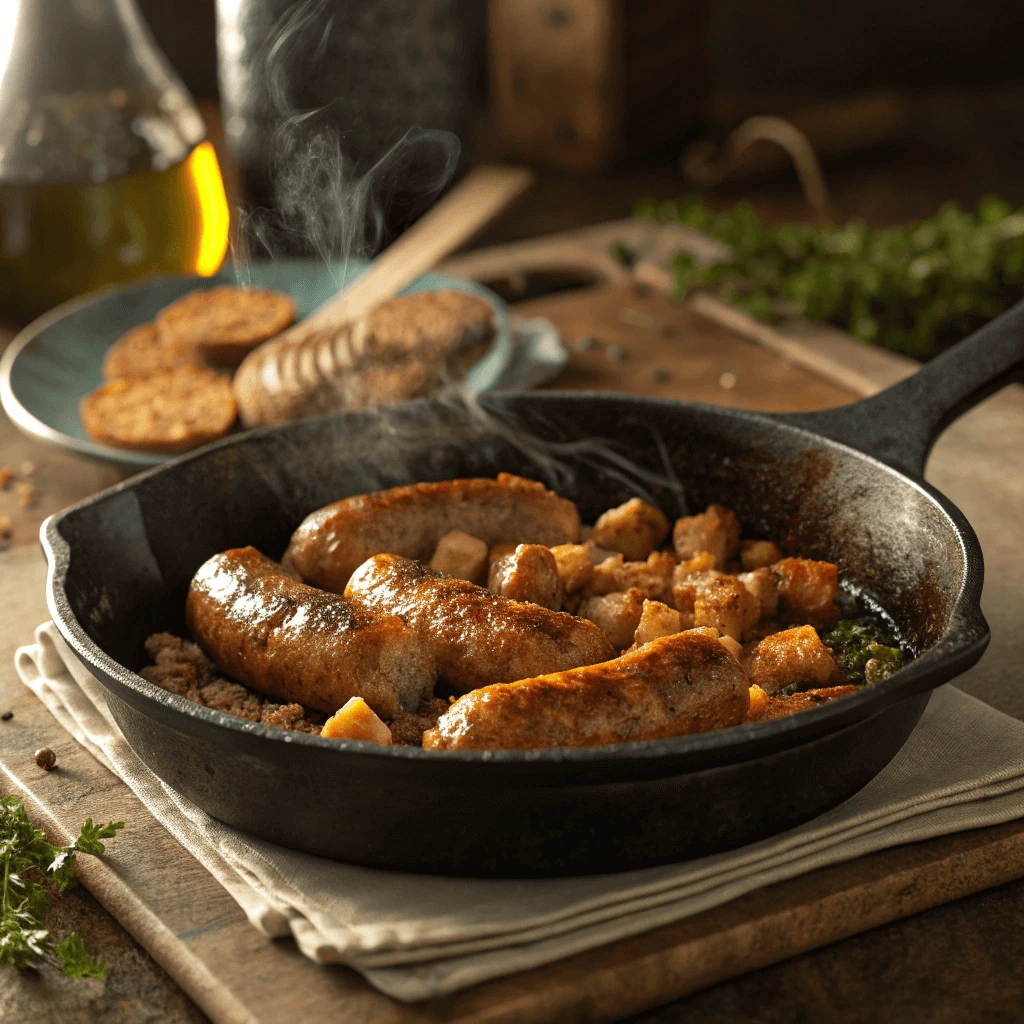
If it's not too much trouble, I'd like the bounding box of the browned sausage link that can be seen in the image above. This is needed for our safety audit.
[283,474,581,593]
[423,631,750,751]
[186,546,435,719]
[344,553,615,693]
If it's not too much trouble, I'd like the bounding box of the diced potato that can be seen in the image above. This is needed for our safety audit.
[487,541,517,568]
[772,557,840,627]
[430,530,489,584]
[677,550,716,576]
[685,626,721,639]
[586,550,676,603]
[550,543,594,593]
[717,634,743,660]
[746,684,770,721]
[739,567,779,620]
[488,544,563,610]
[590,497,670,561]
[741,539,784,571]
[672,504,740,569]
[585,540,619,565]
[672,567,719,616]
[692,573,760,641]
[741,625,841,695]
[632,599,682,647]
[577,588,646,650]
[321,696,393,745]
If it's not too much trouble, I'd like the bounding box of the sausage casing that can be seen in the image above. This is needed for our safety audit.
[422,631,750,750]
[186,546,435,718]
[344,553,615,693]
[283,474,581,592]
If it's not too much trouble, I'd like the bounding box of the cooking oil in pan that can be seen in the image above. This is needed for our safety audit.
[0,141,230,325]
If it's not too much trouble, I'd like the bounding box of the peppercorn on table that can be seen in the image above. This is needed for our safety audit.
[3,222,1024,1024]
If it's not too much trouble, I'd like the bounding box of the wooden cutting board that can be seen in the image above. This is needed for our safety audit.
[3,219,1024,1024]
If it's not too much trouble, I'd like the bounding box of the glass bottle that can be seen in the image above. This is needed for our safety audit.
[0,0,230,325]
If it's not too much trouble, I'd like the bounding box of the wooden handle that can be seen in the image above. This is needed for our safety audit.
[308,164,535,328]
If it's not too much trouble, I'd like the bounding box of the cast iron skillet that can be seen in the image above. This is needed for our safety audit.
[42,301,1024,877]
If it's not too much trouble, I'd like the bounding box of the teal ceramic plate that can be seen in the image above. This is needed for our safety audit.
[0,260,512,468]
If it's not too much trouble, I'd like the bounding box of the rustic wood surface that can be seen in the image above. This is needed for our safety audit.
[2,219,1024,1022]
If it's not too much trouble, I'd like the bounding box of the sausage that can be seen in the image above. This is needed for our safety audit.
[344,554,615,693]
[422,630,751,751]
[185,546,435,718]
[283,474,581,593]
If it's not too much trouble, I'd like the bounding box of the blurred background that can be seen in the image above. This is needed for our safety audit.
[4,0,1024,337]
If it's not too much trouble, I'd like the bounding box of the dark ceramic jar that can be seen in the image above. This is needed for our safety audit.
[216,0,485,255]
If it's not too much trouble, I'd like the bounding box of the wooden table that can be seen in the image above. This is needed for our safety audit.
[3,225,1024,1023]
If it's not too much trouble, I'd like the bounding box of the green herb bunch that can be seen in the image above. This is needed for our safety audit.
[822,619,904,686]
[636,195,1024,358]
[1,794,123,978]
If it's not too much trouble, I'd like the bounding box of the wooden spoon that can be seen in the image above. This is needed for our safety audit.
[233,165,535,427]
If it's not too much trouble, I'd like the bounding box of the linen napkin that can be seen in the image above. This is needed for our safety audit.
[16,621,1024,1002]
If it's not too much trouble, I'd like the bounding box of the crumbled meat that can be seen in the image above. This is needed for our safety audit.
[389,697,451,746]
[141,632,324,734]
[590,498,670,560]
[672,505,740,569]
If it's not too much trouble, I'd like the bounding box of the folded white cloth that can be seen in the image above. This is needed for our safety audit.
[495,316,570,390]
[16,621,1024,1002]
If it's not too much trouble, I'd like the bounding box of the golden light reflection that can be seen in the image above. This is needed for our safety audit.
[185,141,230,276]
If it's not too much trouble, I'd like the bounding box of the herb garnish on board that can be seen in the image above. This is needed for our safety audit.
[0,794,124,977]
[636,195,1024,359]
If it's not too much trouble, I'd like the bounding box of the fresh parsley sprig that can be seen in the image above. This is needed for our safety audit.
[0,794,124,978]
[637,195,1024,359]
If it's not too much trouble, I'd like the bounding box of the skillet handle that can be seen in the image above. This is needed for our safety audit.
[774,296,1024,477]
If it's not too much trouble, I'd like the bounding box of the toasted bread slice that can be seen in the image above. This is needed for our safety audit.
[102,322,197,380]
[81,367,236,454]
[156,286,297,367]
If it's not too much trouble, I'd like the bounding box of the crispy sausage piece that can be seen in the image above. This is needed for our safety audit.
[422,631,750,751]
[746,685,858,721]
[284,473,581,593]
[186,546,435,719]
[741,624,842,695]
[345,554,615,693]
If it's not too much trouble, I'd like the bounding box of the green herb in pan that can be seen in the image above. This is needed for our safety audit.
[635,195,1024,359]
[821,619,904,686]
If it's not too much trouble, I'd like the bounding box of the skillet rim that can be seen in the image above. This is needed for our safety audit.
[41,391,991,768]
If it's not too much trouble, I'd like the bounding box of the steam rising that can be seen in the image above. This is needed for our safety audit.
[233,0,460,277]
[230,2,687,517]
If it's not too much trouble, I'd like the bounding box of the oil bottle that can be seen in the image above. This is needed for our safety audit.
[0,0,229,325]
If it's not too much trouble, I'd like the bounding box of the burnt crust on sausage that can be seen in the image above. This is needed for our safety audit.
[344,553,615,693]
[423,631,750,751]
[186,546,435,718]
[284,474,581,593]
